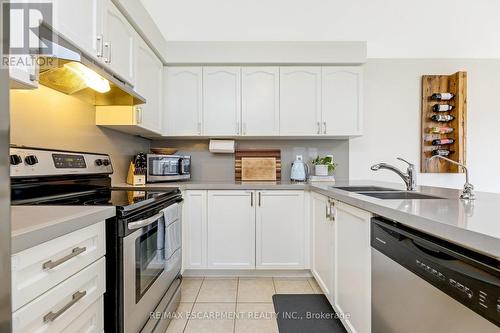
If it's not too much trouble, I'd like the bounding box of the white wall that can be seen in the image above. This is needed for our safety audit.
[351,59,500,193]
[141,0,500,58]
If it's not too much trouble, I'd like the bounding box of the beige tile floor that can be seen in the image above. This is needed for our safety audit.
[165,276,323,333]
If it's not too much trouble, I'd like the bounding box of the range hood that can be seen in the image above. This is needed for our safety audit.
[37,22,145,106]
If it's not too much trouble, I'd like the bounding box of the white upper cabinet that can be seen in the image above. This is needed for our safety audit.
[163,67,203,136]
[207,191,255,269]
[279,67,321,136]
[134,36,163,134]
[241,67,280,136]
[52,0,104,60]
[203,67,241,136]
[102,0,135,85]
[322,66,363,136]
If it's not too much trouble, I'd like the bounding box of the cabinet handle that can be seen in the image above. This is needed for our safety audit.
[325,204,331,219]
[316,122,320,134]
[323,121,327,134]
[43,290,87,323]
[42,246,87,270]
[258,192,261,206]
[103,41,111,63]
[96,35,103,58]
[197,122,202,135]
[329,200,336,222]
[250,192,254,206]
[236,121,240,135]
[136,107,143,124]
[243,122,247,135]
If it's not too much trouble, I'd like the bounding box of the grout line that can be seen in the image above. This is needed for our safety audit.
[182,278,204,333]
[181,302,196,333]
[233,277,239,333]
[194,277,205,303]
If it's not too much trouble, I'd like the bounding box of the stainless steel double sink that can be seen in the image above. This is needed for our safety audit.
[332,186,445,200]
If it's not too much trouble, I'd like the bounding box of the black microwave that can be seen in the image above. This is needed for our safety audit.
[146,154,191,182]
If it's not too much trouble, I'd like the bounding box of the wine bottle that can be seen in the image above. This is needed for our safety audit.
[432,104,454,112]
[430,127,454,134]
[431,93,455,101]
[431,114,455,122]
[432,149,451,157]
[432,138,455,145]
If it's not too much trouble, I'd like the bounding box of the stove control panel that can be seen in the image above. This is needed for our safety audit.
[10,147,113,177]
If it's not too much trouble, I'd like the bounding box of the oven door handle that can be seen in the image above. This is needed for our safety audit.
[128,212,164,230]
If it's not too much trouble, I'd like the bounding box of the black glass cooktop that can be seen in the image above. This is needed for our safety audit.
[12,187,180,211]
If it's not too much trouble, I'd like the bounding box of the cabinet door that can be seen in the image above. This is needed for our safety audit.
[102,1,135,85]
[134,36,163,134]
[203,67,241,136]
[53,0,104,60]
[241,67,279,136]
[207,191,255,269]
[322,66,363,136]
[334,201,372,333]
[183,191,207,269]
[279,67,321,135]
[256,191,304,269]
[311,193,335,304]
[164,67,203,136]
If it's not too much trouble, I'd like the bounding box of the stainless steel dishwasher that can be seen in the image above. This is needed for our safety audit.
[371,217,499,333]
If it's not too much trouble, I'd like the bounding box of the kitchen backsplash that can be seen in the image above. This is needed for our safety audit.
[10,86,151,183]
[151,139,349,181]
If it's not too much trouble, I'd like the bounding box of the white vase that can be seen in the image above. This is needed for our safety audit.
[315,165,329,176]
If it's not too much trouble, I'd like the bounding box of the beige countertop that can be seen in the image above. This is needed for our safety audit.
[115,179,500,259]
[11,206,116,253]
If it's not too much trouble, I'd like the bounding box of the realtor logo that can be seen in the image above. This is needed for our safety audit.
[2,1,53,55]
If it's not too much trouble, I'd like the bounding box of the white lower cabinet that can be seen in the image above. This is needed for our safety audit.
[311,193,335,304]
[183,190,306,271]
[12,257,105,333]
[183,190,208,269]
[11,222,105,311]
[333,200,372,333]
[207,190,255,269]
[256,191,305,269]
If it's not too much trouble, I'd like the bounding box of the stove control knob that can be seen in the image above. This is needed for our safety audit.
[102,159,110,166]
[95,159,103,166]
[10,155,22,165]
[25,155,38,166]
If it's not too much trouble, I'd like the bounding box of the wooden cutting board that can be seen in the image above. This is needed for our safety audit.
[235,149,281,181]
[241,157,277,181]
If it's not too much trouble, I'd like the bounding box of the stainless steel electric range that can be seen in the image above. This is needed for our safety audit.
[10,146,183,333]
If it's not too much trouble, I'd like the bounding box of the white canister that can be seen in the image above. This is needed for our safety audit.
[315,165,329,176]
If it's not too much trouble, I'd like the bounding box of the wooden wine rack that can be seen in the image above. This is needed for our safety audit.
[421,71,467,173]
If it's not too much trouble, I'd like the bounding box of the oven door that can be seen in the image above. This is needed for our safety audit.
[123,204,182,333]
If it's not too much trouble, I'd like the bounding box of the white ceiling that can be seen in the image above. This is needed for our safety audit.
[140,0,500,58]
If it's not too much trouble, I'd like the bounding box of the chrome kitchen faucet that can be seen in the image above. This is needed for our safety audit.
[371,157,417,191]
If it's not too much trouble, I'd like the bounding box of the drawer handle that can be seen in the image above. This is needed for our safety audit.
[43,290,87,323]
[42,247,87,270]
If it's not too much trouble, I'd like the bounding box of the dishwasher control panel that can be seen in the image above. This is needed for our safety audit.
[372,218,500,327]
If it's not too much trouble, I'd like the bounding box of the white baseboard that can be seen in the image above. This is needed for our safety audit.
[182,269,313,278]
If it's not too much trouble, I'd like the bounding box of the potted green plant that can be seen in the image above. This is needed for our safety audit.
[311,155,337,176]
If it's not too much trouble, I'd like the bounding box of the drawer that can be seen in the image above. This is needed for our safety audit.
[13,257,105,333]
[12,222,105,310]
[61,296,104,333]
